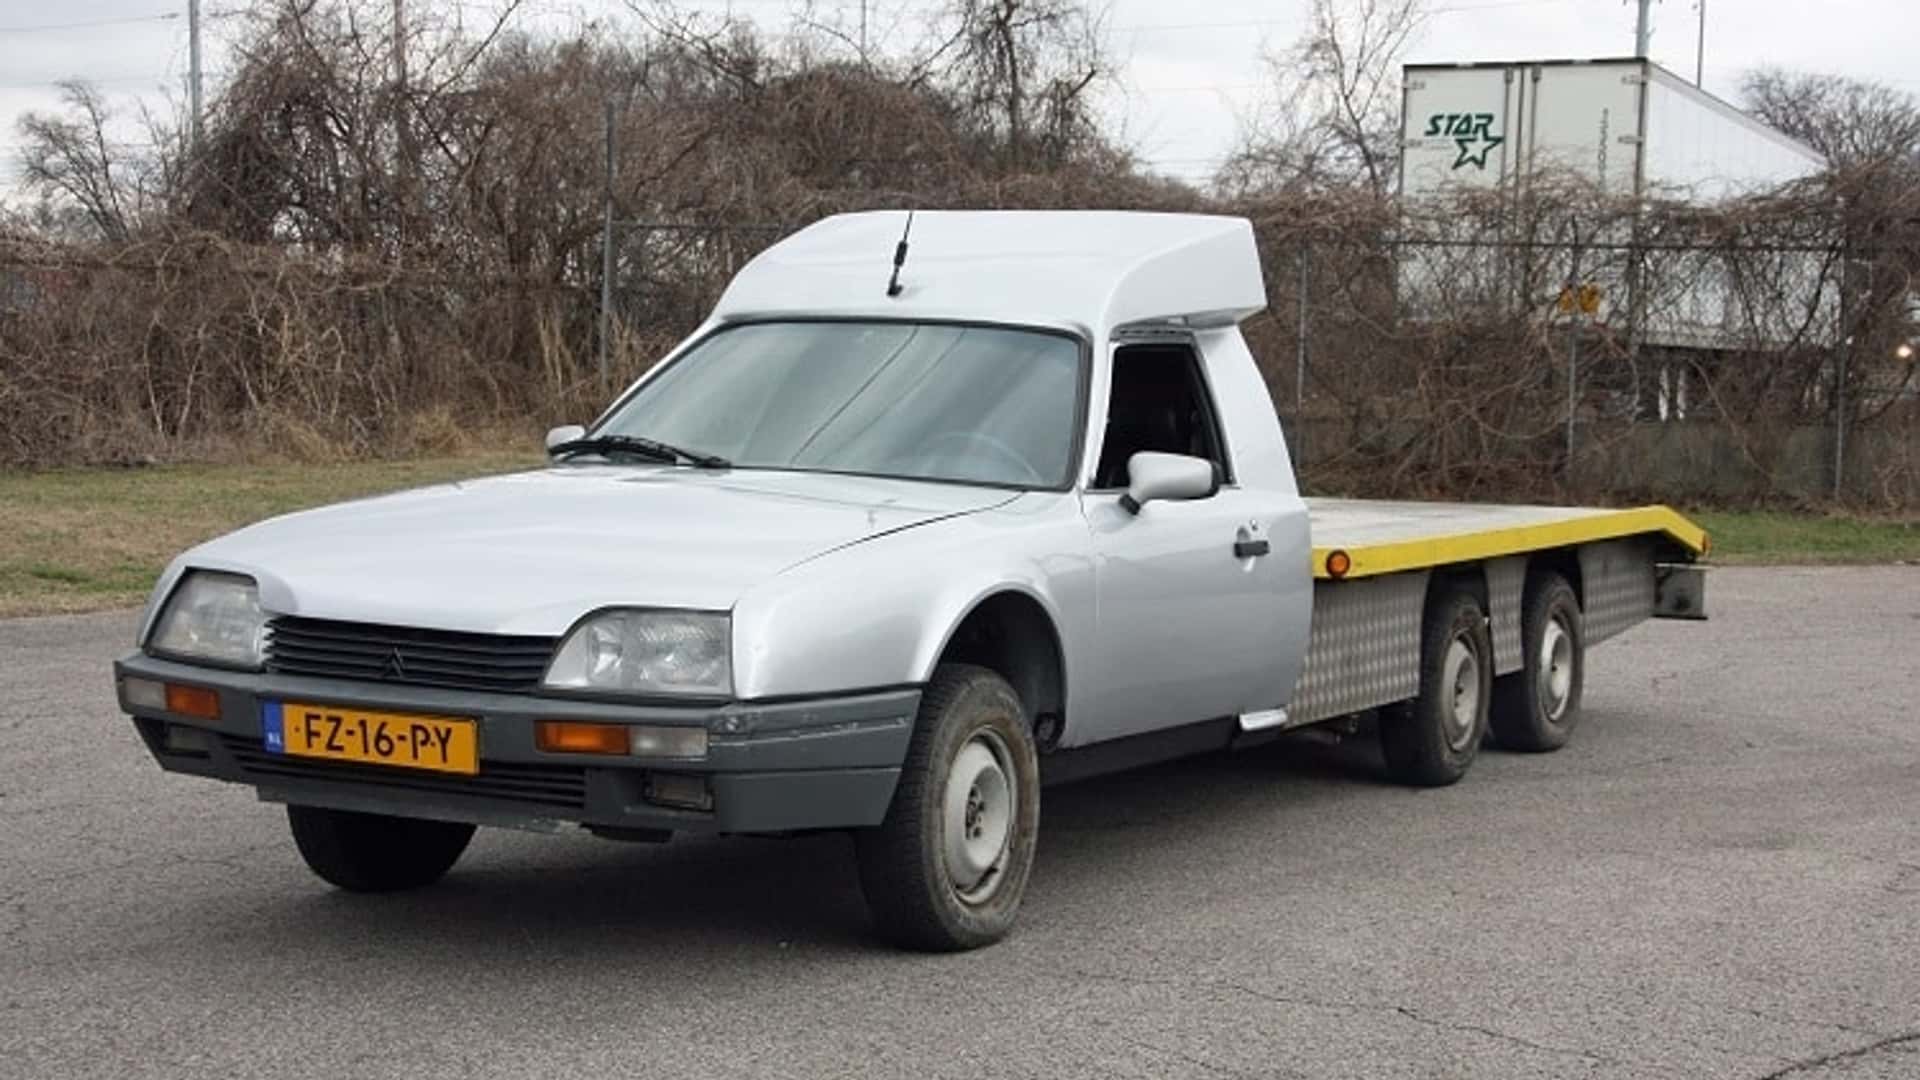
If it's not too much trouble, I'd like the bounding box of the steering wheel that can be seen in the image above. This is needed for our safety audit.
[919,431,1047,485]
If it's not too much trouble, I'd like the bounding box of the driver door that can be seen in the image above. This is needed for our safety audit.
[1074,342,1296,745]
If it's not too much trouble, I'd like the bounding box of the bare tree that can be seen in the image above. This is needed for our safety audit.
[1741,68,1920,169]
[923,0,1111,169]
[1741,70,1920,436]
[1220,0,1423,197]
[791,0,921,69]
[15,82,145,241]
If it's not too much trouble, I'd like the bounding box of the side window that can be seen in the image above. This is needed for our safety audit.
[1093,344,1230,489]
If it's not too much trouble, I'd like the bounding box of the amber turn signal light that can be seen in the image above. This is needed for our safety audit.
[1325,549,1352,579]
[535,720,629,755]
[163,683,222,720]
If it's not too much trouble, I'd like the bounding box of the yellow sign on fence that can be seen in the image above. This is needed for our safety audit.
[1556,283,1603,316]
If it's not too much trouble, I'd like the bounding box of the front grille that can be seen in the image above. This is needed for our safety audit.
[221,735,589,811]
[265,616,558,694]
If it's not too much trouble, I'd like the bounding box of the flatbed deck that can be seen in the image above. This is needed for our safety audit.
[1305,499,1709,580]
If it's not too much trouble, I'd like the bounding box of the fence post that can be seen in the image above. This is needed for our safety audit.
[1831,253,1864,502]
[1295,244,1310,466]
[1832,338,1849,500]
[1564,236,1582,481]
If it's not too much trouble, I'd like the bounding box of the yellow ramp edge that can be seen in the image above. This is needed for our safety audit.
[1312,505,1709,580]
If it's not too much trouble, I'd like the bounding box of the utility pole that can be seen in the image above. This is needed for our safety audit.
[1634,0,1654,58]
[187,0,203,151]
[392,0,417,230]
[1694,0,1706,86]
[859,0,868,64]
[598,98,617,381]
[392,0,406,89]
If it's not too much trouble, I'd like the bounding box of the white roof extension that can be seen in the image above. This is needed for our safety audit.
[712,210,1268,338]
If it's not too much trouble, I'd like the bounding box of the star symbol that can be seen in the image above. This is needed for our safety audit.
[1452,130,1504,171]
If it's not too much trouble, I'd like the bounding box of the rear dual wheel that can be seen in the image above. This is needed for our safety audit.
[1490,574,1584,752]
[1380,584,1492,787]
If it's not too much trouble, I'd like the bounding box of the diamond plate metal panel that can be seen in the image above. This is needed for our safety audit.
[1486,556,1527,676]
[1580,539,1655,644]
[1289,570,1429,725]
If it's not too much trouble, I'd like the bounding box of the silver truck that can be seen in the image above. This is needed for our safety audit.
[114,211,1708,951]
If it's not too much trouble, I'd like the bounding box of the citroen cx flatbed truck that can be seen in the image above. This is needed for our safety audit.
[114,211,1708,951]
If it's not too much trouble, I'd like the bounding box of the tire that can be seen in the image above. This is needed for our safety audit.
[854,663,1040,952]
[1490,573,1584,752]
[287,805,475,893]
[1379,584,1493,787]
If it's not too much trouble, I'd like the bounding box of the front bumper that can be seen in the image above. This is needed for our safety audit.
[114,653,918,835]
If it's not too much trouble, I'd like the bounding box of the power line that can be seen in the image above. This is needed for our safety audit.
[0,12,181,34]
[0,138,167,150]
[1133,83,1261,94]
[0,74,183,91]
[1112,0,1576,33]
[1429,0,1581,15]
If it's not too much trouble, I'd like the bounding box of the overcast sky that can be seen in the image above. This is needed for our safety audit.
[4,0,1918,196]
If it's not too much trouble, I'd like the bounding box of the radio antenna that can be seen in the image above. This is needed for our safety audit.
[885,210,915,298]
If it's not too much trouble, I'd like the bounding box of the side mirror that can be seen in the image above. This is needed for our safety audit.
[1119,452,1219,514]
[545,424,586,454]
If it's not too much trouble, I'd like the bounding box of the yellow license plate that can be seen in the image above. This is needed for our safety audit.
[266,701,479,775]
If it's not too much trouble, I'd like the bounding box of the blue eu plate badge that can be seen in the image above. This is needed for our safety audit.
[261,701,286,752]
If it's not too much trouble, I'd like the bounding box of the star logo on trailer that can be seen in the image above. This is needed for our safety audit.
[1424,112,1505,171]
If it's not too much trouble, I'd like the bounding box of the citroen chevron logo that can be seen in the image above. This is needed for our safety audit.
[383,648,407,679]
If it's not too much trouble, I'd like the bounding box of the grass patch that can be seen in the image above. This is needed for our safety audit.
[24,563,94,585]
[0,452,540,618]
[1690,510,1920,565]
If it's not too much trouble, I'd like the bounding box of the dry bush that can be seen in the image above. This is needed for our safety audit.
[4,1,1918,509]
[0,228,594,464]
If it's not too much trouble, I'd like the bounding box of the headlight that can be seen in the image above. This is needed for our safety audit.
[543,610,731,697]
[147,571,267,669]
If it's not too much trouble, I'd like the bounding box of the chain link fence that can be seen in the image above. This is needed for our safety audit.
[4,213,1914,508]
[1244,230,1914,506]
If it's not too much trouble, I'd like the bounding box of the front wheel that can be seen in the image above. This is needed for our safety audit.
[855,663,1040,951]
[287,805,475,893]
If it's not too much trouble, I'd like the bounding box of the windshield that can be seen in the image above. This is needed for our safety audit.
[592,321,1083,488]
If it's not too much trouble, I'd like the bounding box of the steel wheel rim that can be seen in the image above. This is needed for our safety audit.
[943,730,1016,905]
[1538,615,1574,721]
[1442,635,1481,752]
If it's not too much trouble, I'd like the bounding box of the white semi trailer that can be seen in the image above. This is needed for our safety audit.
[1400,57,1822,203]
[1398,57,1830,400]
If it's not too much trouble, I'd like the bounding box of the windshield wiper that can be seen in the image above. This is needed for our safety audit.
[549,433,730,469]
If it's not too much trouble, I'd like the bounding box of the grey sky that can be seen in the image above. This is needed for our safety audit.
[3,0,1916,194]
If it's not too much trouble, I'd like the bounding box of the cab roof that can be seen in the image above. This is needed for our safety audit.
[711,210,1268,338]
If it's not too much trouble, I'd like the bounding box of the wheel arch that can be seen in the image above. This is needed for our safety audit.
[1428,559,1490,611]
[924,587,1068,741]
[1526,547,1586,610]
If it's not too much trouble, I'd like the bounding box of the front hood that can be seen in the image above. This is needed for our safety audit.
[175,466,1016,635]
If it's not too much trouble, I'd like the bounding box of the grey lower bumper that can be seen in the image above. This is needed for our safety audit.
[114,653,918,834]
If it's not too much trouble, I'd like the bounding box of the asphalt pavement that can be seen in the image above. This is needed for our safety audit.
[2,566,1917,1079]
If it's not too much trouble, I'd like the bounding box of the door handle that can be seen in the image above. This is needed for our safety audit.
[1234,538,1270,558]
